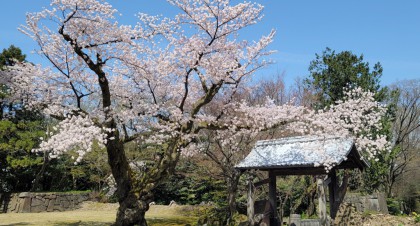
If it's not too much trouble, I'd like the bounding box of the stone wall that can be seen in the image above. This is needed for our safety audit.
[334,193,389,225]
[0,191,91,213]
[344,192,388,214]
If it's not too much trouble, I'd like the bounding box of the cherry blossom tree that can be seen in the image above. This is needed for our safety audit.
[1,0,389,225]
[11,0,275,224]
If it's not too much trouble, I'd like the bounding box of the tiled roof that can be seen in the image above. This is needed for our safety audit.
[236,135,359,169]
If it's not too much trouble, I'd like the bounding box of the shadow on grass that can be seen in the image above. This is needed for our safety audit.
[1,224,31,226]
[53,221,112,226]
[50,219,194,226]
[0,219,194,226]
[147,217,195,226]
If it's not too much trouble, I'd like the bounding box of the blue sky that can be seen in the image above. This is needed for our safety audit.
[1,0,419,87]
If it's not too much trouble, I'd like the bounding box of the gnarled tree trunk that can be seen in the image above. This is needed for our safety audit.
[115,193,148,226]
[226,170,241,224]
[106,136,153,226]
[106,130,181,225]
[101,100,151,225]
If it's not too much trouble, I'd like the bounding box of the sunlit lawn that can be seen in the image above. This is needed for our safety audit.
[0,204,199,226]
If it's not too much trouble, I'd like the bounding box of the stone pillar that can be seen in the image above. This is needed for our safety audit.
[317,177,329,226]
[247,176,255,225]
[289,214,301,226]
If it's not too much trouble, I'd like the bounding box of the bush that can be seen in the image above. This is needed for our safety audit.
[412,212,420,223]
[387,198,402,215]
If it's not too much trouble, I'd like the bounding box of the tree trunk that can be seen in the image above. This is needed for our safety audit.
[0,101,3,120]
[31,150,49,192]
[61,29,159,225]
[226,170,241,224]
[106,132,151,226]
[115,192,149,226]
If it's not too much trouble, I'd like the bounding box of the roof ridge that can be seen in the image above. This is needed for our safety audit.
[255,135,347,146]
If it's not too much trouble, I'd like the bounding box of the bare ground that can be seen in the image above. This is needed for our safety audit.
[334,203,419,226]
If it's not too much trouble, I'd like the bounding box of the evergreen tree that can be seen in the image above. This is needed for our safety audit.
[307,47,395,194]
[307,47,386,108]
[0,45,45,192]
[0,45,26,68]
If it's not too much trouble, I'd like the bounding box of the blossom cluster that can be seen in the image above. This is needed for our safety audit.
[33,114,106,164]
[0,0,390,170]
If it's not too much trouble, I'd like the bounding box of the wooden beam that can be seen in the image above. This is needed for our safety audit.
[328,170,338,220]
[254,178,270,187]
[335,161,360,169]
[268,171,279,225]
[324,177,331,186]
[269,167,328,176]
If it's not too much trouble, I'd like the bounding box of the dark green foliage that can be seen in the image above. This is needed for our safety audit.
[277,176,317,216]
[69,142,110,191]
[401,184,420,214]
[0,119,45,192]
[0,45,89,192]
[153,159,227,205]
[0,45,46,192]
[197,206,232,226]
[387,198,404,215]
[0,45,26,69]
[307,47,385,108]
[361,159,388,194]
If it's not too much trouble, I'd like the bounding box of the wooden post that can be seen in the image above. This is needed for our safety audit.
[328,170,338,221]
[247,176,255,225]
[268,171,279,225]
[317,176,329,226]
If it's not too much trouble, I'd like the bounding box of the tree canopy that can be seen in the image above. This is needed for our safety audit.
[0,45,26,69]
[307,47,385,108]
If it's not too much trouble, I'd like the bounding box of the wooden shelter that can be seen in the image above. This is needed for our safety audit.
[235,136,369,225]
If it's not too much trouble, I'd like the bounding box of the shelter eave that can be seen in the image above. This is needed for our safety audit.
[339,145,370,170]
[236,145,369,175]
[236,164,329,175]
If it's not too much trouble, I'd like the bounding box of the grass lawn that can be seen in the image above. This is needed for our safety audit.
[0,203,199,226]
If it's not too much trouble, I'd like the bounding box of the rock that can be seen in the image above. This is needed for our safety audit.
[2,191,93,213]
[45,194,56,199]
[19,192,30,198]
[61,200,70,209]
[169,200,177,206]
[31,204,47,213]
[149,202,156,206]
[8,196,18,212]
[47,199,54,212]
[78,195,88,203]
[20,197,31,213]
[31,198,45,207]
[54,203,64,212]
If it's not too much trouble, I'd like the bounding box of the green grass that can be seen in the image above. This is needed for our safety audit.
[18,190,92,195]
[0,204,199,226]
